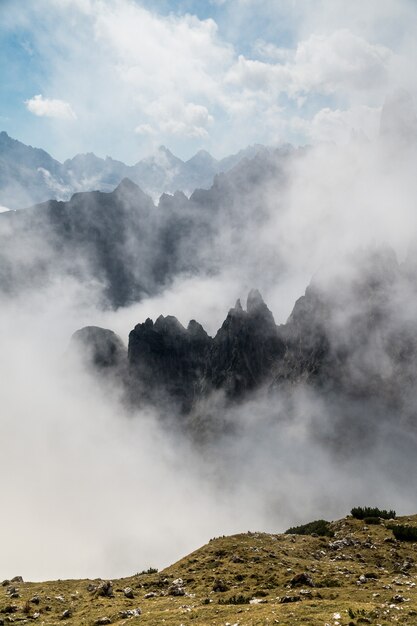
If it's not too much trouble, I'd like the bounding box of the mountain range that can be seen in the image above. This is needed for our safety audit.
[72,244,417,451]
[0,130,269,209]
[0,144,296,306]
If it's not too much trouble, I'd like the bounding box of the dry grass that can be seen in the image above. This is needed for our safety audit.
[2,514,417,625]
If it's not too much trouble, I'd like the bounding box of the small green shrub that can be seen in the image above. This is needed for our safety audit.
[218,594,251,605]
[351,507,396,520]
[316,577,341,588]
[363,517,381,525]
[285,519,334,537]
[137,567,158,575]
[389,525,417,541]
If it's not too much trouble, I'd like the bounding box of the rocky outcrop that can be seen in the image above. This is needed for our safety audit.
[128,315,211,412]
[125,290,286,412]
[206,289,285,397]
[71,246,417,442]
[70,326,126,371]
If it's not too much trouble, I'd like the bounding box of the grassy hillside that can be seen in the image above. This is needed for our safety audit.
[2,513,417,625]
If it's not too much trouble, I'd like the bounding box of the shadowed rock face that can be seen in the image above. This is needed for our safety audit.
[128,316,211,412]
[0,146,295,307]
[207,289,285,397]
[71,326,126,370]
[127,290,286,411]
[71,247,417,446]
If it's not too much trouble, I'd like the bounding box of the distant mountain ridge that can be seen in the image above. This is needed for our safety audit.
[0,131,268,209]
[0,146,295,306]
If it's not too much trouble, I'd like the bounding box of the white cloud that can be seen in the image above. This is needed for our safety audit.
[157,102,214,138]
[6,0,415,159]
[292,105,382,144]
[292,29,392,95]
[25,94,77,120]
[134,123,155,136]
[227,29,393,101]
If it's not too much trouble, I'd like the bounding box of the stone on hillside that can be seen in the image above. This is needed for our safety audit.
[119,608,142,618]
[280,595,301,603]
[391,594,406,603]
[95,581,114,598]
[290,573,315,588]
[123,587,134,599]
[10,577,23,583]
[168,578,185,596]
[61,609,72,619]
[95,617,112,625]
[212,579,229,592]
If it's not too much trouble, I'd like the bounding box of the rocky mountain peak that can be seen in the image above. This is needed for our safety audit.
[70,326,126,370]
[113,177,141,194]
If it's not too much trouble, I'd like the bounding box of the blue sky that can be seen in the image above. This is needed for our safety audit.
[1,0,416,163]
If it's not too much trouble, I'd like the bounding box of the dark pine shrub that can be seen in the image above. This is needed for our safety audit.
[389,525,417,541]
[285,519,334,537]
[364,517,381,525]
[351,507,396,520]
[218,594,251,605]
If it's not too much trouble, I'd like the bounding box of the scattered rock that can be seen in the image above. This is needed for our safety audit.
[329,538,357,550]
[95,581,114,598]
[33,612,40,620]
[6,587,19,597]
[95,617,112,625]
[1,581,10,587]
[123,587,134,599]
[280,595,301,604]
[30,596,40,605]
[119,608,142,618]
[168,578,185,596]
[10,577,23,584]
[391,594,406,603]
[61,609,72,619]
[144,592,157,599]
[212,579,229,593]
[290,573,315,588]
[231,555,244,563]
[1,606,17,614]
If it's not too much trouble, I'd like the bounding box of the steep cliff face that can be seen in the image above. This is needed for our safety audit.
[71,326,127,370]
[207,289,285,397]
[128,315,211,412]
[71,246,417,441]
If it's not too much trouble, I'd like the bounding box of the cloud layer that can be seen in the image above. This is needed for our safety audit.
[2,0,416,160]
[25,95,77,120]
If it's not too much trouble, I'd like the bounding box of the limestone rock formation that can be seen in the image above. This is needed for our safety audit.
[70,326,126,371]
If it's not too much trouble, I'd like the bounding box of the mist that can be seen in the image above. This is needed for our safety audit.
[2,0,417,584]
[2,276,416,582]
[2,113,417,581]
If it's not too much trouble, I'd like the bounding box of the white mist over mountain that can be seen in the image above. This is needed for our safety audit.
[1,0,417,581]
